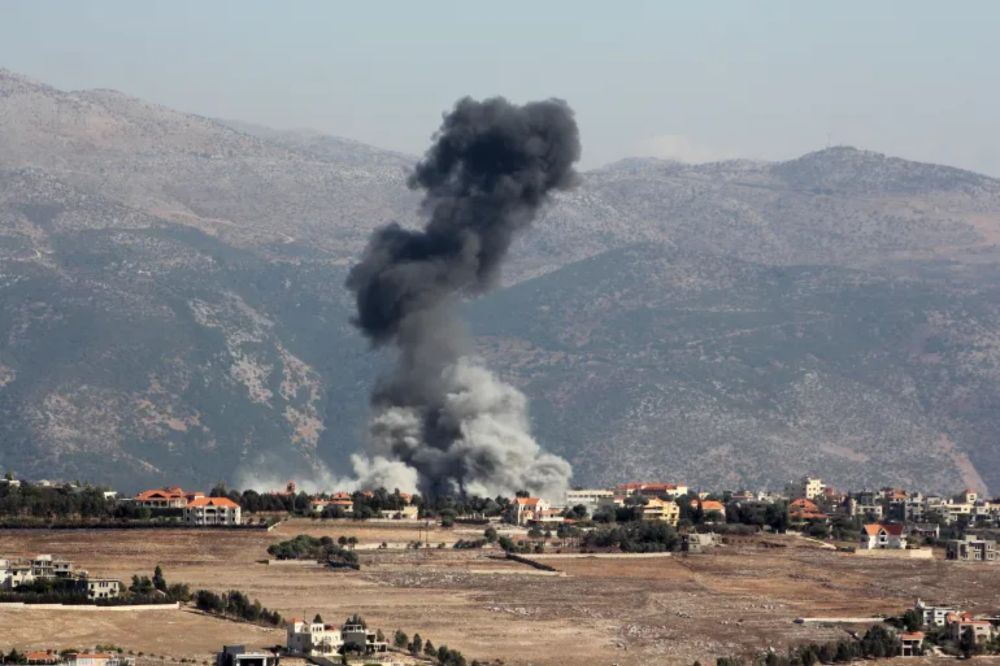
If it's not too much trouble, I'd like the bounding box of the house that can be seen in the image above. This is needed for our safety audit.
[899,632,924,657]
[785,477,825,500]
[184,497,242,526]
[24,651,60,665]
[379,505,419,520]
[915,599,956,627]
[30,554,73,577]
[947,613,995,643]
[533,507,566,525]
[640,497,680,526]
[692,499,726,521]
[860,523,907,549]
[906,523,940,542]
[78,576,122,600]
[341,621,389,655]
[789,498,828,522]
[511,497,550,525]
[133,487,193,509]
[216,645,279,666]
[946,534,997,561]
[286,617,388,657]
[287,617,343,656]
[311,492,354,516]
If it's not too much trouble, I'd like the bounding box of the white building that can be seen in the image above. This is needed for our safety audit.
[915,599,956,627]
[785,477,826,500]
[565,489,613,515]
[287,618,343,656]
[81,577,121,600]
[860,523,907,549]
[511,497,550,525]
[184,497,242,526]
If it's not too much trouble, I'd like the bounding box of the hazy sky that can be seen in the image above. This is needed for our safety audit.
[2,1,998,173]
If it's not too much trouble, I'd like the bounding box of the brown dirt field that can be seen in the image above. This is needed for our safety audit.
[2,524,1000,666]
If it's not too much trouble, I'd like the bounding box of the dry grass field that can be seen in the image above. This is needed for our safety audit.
[2,521,1000,665]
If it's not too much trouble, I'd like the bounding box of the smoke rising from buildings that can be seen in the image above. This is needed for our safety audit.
[346,96,580,499]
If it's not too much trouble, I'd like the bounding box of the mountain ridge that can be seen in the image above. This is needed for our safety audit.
[0,68,997,494]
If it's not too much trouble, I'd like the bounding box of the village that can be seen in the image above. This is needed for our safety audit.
[2,472,1000,665]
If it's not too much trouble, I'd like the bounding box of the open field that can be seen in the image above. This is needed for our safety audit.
[3,521,1000,665]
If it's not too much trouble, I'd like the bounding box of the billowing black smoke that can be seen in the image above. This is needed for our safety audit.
[346,97,580,499]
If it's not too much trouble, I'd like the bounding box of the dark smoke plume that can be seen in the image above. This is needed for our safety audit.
[347,96,580,499]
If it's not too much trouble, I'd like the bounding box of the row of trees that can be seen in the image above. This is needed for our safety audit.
[194,589,283,626]
[392,629,482,666]
[0,480,120,520]
[713,625,903,666]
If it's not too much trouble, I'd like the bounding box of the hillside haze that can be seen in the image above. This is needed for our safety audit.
[0,68,998,494]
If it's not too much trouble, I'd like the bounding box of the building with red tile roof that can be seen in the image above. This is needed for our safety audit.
[183,496,241,526]
[860,523,907,549]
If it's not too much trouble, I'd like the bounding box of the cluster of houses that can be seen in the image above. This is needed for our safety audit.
[132,486,242,526]
[309,489,419,520]
[542,477,1000,560]
[0,554,121,600]
[901,599,1000,655]
[214,615,393,666]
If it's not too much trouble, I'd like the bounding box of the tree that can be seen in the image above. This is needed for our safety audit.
[313,613,323,624]
[901,609,923,632]
[483,526,498,543]
[424,640,437,657]
[409,633,423,655]
[393,630,408,649]
[152,565,167,592]
[960,626,979,659]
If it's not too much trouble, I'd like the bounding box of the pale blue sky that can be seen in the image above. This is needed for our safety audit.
[2,1,998,173]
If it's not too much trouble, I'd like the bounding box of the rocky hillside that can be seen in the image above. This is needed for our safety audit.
[0,68,998,493]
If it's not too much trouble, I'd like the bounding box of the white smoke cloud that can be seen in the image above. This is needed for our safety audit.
[368,357,571,501]
[234,453,418,495]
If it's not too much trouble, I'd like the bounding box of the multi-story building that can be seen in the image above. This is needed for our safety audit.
[946,534,997,561]
[341,621,389,655]
[915,599,956,627]
[184,497,242,526]
[947,613,996,644]
[565,488,614,515]
[899,632,924,657]
[785,477,826,501]
[510,497,550,525]
[640,497,680,526]
[2,554,119,600]
[287,618,343,656]
[79,577,121,600]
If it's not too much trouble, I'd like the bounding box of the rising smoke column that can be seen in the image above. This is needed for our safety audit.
[347,96,580,499]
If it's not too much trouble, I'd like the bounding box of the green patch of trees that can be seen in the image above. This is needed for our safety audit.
[582,521,679,552]
[267,534,359,569]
